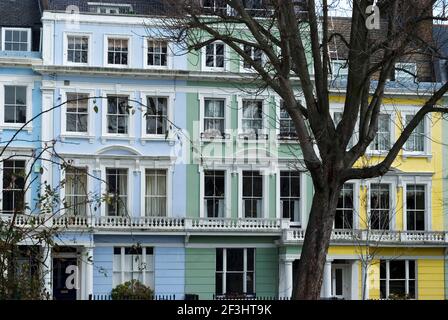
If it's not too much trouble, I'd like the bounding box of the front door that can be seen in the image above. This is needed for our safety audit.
[53,257,78,300]
[331,266,346,299]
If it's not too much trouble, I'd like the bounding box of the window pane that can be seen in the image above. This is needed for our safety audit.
[226,249,244,271]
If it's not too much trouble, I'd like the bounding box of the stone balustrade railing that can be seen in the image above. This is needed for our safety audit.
[2,214,447,245]
[284,228,448,244]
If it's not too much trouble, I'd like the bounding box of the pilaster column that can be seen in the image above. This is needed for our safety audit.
[83,247,94,300]
[42,245,52,299]
[278,258,293,299]
[322,260,333,298]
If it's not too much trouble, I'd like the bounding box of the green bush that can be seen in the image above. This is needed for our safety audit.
[111,280,153,300]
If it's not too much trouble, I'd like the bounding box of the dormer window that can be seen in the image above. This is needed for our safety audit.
[88,2,133,14]
[1,28,31,52]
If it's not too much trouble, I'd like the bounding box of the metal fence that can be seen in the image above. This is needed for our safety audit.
[89,294,176,300]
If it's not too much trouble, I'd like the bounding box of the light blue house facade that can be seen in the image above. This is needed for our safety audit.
[36,7,189,299]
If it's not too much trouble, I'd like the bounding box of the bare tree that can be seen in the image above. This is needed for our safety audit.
[159,0,448,299]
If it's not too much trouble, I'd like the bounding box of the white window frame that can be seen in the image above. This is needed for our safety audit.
[198,94,231,141]
[143,38,173,70]
[366,111,395,155]
[0,83,33,131]
[334,182,357,230]
[276,169,303,227]
[63,32,93,66]
[103,35,131,68]
[240,44,265,73]
[140,92,175,140]
[238,168,268,219]
[330,106,359,150]
[60,89,95,139]
[401,110,431,158]
[100,90,135,141]
[202,41,228,72]
[0,153,32,214]
[380,260,417,299]
[367,179,397,231]
[112,246,154,289]
[237,96,269,141]
[1,27,32,52]
[401,175,432,231]
[100,165,132,217]
[141,166,173,218]
[199,167,231,218]
[59,164,92,216]
[215,248,256,297]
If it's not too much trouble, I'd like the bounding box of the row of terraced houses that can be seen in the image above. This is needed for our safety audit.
[1,0,448,300]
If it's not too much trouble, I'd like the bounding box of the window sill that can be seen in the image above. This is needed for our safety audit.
[101,135,136,144]
[238,133,269,143]
[202,67,226,72]
[0,125,32,133]
[104,64,130,69]
[60,133,95,143]
[365,151,389,157]
[140,135,176,146]
[143,65,170,70]
[402,152,432,160]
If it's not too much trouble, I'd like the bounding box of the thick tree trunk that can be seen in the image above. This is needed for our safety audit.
[292,185,341,300]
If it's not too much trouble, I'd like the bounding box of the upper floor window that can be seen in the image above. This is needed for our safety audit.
[1,28,31,52]
[65,167,88,216]
[107,38,129,66]
[66,93,88,133]
[204,43,225,70]
[404,115,425,153]
[107,96,129,134]
[145,97,168,135]
[106,168,128,216]
[90,3,133,14]
[67,35,89,64]
[331,59,348,78]
[333,111,355,148]
[335,183,354,229]
[242,45,262,70]
[243,0,263,9]
[216,248,255,297]
[147,40,168,67]
[203,99,225,138]
[204,170,225,218]
[279,102,296,139]
[406,184,426,231]
[144,169,167,217]
[113,247,154,289]
[280,171,301,226]
[380,260,416,299]
[370,183,390,230]
[370,114,391,152]
[242,171,263,218]
[242,100,263,135]
[394,63,417,81]
[4,86,27,124]
[2,160,25,214]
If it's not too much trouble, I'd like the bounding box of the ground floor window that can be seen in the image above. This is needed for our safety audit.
[380,260,416,299]
[215,248,255,297]
[113,247,154,290]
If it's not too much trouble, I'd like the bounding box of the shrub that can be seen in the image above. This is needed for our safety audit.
[111,280,153,300]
